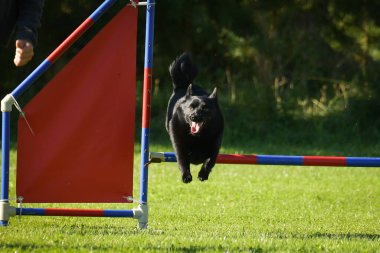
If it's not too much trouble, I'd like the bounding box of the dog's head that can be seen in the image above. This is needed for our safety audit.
[181,84,219,135]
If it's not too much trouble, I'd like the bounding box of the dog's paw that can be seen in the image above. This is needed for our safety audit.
[198,170,209,182]
[182,172,193,183]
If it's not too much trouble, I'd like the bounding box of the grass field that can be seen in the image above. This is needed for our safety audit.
[1,146,379,252]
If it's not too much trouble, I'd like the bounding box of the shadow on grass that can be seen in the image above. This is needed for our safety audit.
[1,243,264,253]
[308,232,380,240]
[272,232,380,241]
[1,243,118,252]
[58,223,164,236]
[140,245,264,253]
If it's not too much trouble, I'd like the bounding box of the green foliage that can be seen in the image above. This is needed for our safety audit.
[152,0,380,124]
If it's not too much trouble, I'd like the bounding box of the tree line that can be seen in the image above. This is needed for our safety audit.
[1,0,380,124]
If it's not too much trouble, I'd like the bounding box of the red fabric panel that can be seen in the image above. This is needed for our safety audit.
[16,6,138,203]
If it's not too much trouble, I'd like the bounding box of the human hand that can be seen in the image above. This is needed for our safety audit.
[14,40,34,67]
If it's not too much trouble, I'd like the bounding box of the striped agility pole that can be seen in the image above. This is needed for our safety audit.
[150,152,380,167]
[16,208,134,217]
[138,0,155,229]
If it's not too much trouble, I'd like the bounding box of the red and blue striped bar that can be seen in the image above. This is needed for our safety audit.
[150,152,380,167]
[16,208,134,217]
[11,0,119,99]
[140,0,155,205]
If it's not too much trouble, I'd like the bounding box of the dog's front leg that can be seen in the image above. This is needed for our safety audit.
[178,159,192,183]
[175,149,192,183]
[181,166,192,183]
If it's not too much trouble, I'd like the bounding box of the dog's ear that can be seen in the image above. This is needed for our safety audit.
[186,84,193,99]
[209,87,218,100]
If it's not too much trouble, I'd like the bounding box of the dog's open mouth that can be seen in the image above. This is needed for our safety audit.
[190,121,203,134]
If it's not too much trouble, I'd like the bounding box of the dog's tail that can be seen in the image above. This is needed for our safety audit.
[169,52,198,90]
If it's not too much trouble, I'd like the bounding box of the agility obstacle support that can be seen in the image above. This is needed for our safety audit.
[1,0,155,228]
[1,0,380,229]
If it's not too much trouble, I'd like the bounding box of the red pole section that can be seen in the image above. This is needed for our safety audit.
[304,156,346,166]
[142,68,153,128]
[217,154,258,164]
[47,18,94,63]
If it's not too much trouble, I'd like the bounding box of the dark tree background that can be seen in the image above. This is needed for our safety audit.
[1,0,380,150]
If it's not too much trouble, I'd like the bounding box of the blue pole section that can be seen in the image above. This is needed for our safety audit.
[1,113,10,201]
[89,0,119,22]
[257,155,304,166]
[16,208,134,217]
[140,128,150,203]
[346,157,380,167]
[16,208,45,216]
[11,60,51,98]
[1,112,11,226]
[139,0,155,205]
[143,2,155,69]
[103,209,134,217]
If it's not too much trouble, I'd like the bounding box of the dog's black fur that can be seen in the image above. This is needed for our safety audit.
[166,52,224,183]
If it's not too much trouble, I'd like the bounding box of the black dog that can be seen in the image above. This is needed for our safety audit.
[166,52,224,183]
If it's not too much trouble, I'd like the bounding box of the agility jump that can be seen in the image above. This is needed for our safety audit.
[1,0,154,228]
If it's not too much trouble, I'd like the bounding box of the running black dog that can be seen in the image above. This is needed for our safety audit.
[166,52,224,183]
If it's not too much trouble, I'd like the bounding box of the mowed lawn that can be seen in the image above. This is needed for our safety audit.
[1,147,379,252]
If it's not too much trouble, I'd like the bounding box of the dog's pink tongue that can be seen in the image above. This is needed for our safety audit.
[191,121,200,134]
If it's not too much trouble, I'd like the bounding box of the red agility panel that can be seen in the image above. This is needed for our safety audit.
[16,6,138,203]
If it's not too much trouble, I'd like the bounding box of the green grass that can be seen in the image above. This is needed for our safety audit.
[1,146,379,252]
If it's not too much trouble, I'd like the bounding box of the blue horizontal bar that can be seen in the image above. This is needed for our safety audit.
[0,220,9,226]
[164,152,177,162]
[103,210,134,217]
[17,208,45,215]
[16,208,135,218]
[257,155,304,165]
[346,157,380,167]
